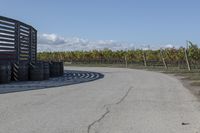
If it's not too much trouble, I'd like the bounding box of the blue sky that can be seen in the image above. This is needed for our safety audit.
[0,0,200,51]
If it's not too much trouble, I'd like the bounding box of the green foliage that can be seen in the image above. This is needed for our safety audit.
[188,42,200,61]
[37,41,200,67]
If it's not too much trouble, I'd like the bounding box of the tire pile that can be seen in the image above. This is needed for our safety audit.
[0,61,64,84]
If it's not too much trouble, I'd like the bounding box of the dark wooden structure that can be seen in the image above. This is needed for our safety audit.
[0,16,37,63]
[0,16,37,81]
[0,16,63,83]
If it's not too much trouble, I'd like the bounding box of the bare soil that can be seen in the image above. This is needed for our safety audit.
[170,74,200,101]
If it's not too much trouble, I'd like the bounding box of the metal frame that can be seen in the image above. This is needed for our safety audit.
[0,16,37,63]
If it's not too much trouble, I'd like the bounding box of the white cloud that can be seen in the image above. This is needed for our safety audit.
[37,33,135,51]
[164,44,174,48]
[38,33,66,45]
[38,33,178,52]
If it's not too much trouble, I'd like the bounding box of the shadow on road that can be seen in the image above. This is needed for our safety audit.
[0,70,104,94]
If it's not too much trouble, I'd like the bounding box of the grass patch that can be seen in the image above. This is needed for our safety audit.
[171,72,200,81]
[190,81,200,86]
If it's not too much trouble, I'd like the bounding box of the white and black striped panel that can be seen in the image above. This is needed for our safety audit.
[0,16,37,63]
[31,29,37,62]
[0,16,16,61]
[19,24,31,61]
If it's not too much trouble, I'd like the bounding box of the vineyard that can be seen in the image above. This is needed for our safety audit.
[37,41,200,70]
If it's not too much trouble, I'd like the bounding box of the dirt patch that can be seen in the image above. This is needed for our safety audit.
[169,74,200,101]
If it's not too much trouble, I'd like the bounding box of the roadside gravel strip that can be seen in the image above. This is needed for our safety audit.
[0,67,200,133]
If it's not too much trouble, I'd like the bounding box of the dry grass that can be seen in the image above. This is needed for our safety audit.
[190,81,200,86]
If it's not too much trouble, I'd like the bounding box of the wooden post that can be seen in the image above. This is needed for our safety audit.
[160,49,167,69]
[184,46,191,71]
[125,55,128,68]
[142,50,147,67]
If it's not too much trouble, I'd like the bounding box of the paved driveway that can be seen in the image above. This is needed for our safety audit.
[0,67,200,133]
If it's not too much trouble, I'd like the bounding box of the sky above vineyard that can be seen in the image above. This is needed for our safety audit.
[1,0,200,51]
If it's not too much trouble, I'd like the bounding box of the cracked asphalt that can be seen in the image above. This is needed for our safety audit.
[1,67,200,133]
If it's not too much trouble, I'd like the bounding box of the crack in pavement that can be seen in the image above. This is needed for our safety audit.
[116,87,132,105]
[87,108,110,133]
[87,86,133,133]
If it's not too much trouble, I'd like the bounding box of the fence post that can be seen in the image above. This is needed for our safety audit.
[184,47,191,71]
[160,49,168,69]
[142,50,147,67]
[125,55,128,68]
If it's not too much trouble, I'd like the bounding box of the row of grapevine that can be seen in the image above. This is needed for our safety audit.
[37,42,200,69]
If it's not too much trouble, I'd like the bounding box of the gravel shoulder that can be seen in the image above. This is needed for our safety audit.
[171,74,200,102]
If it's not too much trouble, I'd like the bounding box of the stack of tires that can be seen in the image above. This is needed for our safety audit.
[59,62,64,76]
[12,62,29,81]
[0,61,64,84]
[29,62,44,81]
[0,63,11,84]
[29,61,51,81]
[49,61,64,77]
[43,61,50,80]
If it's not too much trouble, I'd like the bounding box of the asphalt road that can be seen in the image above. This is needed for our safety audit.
[0,67,200,133]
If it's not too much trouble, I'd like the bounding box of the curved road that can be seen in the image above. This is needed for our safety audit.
[0,67,200,133]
